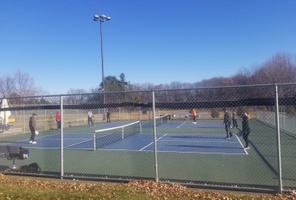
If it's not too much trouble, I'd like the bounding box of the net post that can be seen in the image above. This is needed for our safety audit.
[121,127,124,140]
[93,132,96,151]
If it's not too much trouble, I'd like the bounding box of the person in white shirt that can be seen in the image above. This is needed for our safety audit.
[88,110,94,127]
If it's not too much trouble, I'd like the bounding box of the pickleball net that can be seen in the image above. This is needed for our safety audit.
[155,114,170,126]
[141,114,170,128]
[93,121,142,150]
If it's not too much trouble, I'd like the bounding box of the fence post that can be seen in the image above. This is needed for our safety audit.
[60,95,64,180]
[274,84,282,192]
[23,110,26,133]
[152,90,159,182]
[44,109,47,130]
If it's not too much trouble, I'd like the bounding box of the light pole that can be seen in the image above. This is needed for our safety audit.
[94,14,111,120]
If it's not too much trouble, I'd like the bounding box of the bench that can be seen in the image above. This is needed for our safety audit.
[0,146,29,169]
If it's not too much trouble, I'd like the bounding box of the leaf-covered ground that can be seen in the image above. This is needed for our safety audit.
[0,173,295,199]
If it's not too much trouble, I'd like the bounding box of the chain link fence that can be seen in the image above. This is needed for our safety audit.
[1,83,296,192]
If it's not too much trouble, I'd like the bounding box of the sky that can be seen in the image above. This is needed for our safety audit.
[1,0,296,95]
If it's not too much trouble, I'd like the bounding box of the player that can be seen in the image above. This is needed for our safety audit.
[242,112,251,150]
[29,113,37,144]
[88,110,94,127]
[232,109,238,128]
[223,109,233,139]
[55,110,61,129]
[106,110,111,123]
[191,108,197,124]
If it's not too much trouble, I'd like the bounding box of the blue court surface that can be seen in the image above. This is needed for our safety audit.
[159,121,225,129]
[6,132,248,155]
[1,120,248,155]
[97,133,248,155]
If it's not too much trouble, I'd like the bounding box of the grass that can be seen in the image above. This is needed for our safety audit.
[0,174,295,200]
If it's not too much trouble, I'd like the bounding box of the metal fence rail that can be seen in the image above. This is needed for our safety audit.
[1,83,296,193]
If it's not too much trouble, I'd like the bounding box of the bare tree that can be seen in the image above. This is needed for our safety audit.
[252,53,296,84]
[65,88,89,104]
[14,70,38,96]
[232,67,252,85]
[0,74,15,97]
[0,70,39,98]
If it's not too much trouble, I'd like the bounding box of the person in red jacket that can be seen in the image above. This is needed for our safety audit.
[56,110,61,129]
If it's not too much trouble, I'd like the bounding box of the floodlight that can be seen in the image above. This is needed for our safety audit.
[100,15,106,20]
[94,15,99,21]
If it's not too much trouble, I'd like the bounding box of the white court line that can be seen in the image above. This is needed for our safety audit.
[96,148,247,155]
[139,133,167,151]
[159,139,239,144]
[176,122,186,128]
[157,134,248,155]
[64,139,93,149]
[235,134,249,155]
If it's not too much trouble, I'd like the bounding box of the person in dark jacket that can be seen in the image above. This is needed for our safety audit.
[242,112,251,150]
[232,109,238,128]
[223,109,233,139]
[106,110,111,123]
[29,113,37,144]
